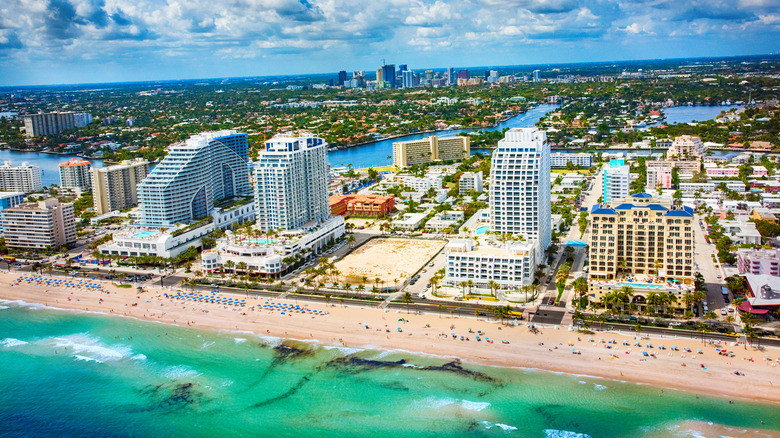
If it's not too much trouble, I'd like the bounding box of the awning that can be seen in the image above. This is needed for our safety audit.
[737,301,770,315]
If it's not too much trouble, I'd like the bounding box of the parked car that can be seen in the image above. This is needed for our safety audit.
[105,275,117,280]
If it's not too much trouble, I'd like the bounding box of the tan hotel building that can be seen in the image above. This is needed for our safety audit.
[392,135,470,168]
[587,193,695,310]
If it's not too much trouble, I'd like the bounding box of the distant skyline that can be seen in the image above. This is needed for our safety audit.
[1,0,779,87]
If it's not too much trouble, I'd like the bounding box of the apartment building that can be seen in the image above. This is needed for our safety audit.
[646,166,672,191]
[58,157,92,191]
[602,159,630,203]
[550,152,592,168]
[668,135,706,158]
[459,171,484,194]
[490,128,551,250]
[392,135,470,168]
[24,112,92,137]
[647,160,700,175]
[0,161,43,193]
[328,194,395,217]
[1,198,76,249]
[444,128,550,290]
[138,130,250,226]
[737,248,780,276]
[0,191,25,233]
[400,175,443,192]
[254,132,329,231]
[91,159,150,215]
[588,193,695,310]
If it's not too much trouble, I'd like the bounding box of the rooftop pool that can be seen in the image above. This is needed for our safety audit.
[617,282,664,289]
[245,238,277,245]
[133,231,159,239]
[474,226,490,235]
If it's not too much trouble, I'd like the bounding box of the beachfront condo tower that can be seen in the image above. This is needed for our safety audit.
[443,128,551,291]
[254,132,330,231]
[490,128,551,252]
[587,193,694,312]
[137,130,250,227]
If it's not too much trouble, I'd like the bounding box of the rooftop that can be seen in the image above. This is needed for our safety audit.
[59,158,91,167]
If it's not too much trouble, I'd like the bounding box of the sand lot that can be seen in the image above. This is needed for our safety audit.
[334,237,445,286]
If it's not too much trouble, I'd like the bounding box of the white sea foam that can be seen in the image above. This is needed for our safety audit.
[1,338,28,347]
[201,341,216,349]
[131,354,147,361]
[49,334,131,362]
[544,430,593,438]
[163,365,201,380]
[577,380,587,384]
[594,384,607,390]
[401,363,421,368]
[416,396,459,409]
[322,345,364,355]
[0,305,9,310]
[496,423,517,431]
[461,400,490,412]
[74,355,102,363]
[234,338,247,344]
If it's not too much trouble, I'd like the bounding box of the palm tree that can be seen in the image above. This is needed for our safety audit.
[402,291,413,313]
[617,286,635,312]
[236,261,248,274]
[556,266,570,286]
[347,234,356,248]
[356,284,365,296]
[646,292,663,314]
[459,281,468,298]
[695,322,710,343]
[488,280,500,298]
[430,275,441,296]
[467,279,474,295]
[572,277,588,309]
[324,294,332,306]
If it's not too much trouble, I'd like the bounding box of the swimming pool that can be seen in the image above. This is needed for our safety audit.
[246,238,276,245]
[474,226,490,235]
[133,231,159,239]
[617,282,664,289]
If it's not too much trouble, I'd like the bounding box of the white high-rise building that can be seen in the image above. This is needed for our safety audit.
[490,128,551,252]
[602,159,630,203]
[138,130,250,226]
[254,133,330,231]
[443,128,551,290]
[58,157,92,191]
[1,198,76,249]
[0,161,43,193]
[668,135,706,159]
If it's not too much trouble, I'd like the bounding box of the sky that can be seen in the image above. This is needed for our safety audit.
[1,0,779,86]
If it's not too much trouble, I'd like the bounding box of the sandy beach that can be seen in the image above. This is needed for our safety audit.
[3,272,779,405]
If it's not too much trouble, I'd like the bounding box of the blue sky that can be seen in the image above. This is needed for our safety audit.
[1,0,779,86]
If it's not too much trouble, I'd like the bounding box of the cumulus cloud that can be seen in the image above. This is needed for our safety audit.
[0,0,778,84]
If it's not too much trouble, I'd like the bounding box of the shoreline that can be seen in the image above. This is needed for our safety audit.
[2,272,779,405]
[329,103,541,151]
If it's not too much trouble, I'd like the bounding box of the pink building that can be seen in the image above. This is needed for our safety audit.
[737,248,780,277]
[706,167,739,177]
[752,166,768,177]
[646,166,672,190]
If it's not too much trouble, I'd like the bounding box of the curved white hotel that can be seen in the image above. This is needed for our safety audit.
[138,130,251,227]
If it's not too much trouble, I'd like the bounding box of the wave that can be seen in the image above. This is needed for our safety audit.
[415,397,490,412]
[1,338,28,347]
[0,305,9,310]
[48,333,132,362]
[594,384,607,390]
[482,422,518,431]
[163,365,201,380]
[234,338,247,344]
[131,354,147,361]
[544,430,593,438]
[74,355,102,363]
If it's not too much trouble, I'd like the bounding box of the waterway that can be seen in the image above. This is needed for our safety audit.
[663,105,741,125]
[327,104,559,169]
[0,149,104,187]
[0,104,743,184]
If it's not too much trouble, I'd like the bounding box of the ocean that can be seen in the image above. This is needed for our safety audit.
[1,301,777,437]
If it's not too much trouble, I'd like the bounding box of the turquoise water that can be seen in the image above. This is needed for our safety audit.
[617,282,664,289]
[133,231,159,239]
[474,226,490,235]
[246,238,275,245]
[1,301,778,437]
